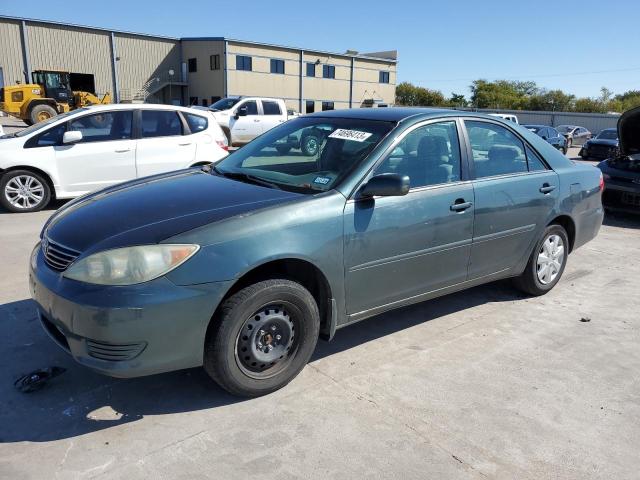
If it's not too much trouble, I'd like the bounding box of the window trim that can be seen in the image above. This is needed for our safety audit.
[459,117,551,181]
[348,117,471,200]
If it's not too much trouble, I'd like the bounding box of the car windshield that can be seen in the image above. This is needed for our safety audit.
[210,98,242,111]
[597,129,618,140]
[214,116,395,194]
[556,125,574,133]
[13,109,85,138]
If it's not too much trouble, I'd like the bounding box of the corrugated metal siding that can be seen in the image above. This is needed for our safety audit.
[26,22,113,96]
[0,19,25,86]
[115,34,181,99]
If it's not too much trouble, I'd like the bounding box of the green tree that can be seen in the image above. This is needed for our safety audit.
[469,80,533,109]
[526,89,575,111]
[449,93,468,107]
[574,97,606,113]
[395,82,446,107]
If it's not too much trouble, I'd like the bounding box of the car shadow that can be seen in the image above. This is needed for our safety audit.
[0,281,524,443]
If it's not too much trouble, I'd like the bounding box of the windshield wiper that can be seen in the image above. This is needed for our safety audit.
[212,167,281,190]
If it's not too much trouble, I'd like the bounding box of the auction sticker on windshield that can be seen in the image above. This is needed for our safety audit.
[328,129,373,142]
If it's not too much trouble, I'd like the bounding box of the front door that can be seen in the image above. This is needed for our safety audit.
[135,109,196,177]
[463,119,559,279]
[55,110,136,194]
[344,120,474,315]
[229,100,262,144]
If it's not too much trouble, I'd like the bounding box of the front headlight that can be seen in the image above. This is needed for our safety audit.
[63,244,199,285]
[30,241,41,271]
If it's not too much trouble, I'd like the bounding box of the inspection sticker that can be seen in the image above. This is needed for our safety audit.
[328,129,373,142]
[313,176,332,185]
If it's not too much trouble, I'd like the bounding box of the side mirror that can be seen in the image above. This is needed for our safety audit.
[234,106,248,119]
[359,173,410,198]
[62,130,83,144]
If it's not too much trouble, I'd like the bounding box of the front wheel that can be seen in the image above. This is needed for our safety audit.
[513,224,569,296]
[0,170,51,212]
[204,279,320,397]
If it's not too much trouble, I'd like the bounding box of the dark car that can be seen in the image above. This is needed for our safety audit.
[556,125,592,148]
[580,128,619,160]
[523,125,568,154]
[29,108,604,397]
[598,107,640,214]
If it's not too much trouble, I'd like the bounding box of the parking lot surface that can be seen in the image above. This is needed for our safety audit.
[1,116,639,479]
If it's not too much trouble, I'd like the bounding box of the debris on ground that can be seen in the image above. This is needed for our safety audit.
[14,367,66,393]
[580,317,591,323]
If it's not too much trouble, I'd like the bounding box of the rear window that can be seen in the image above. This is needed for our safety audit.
[262,101,281,115]
[141,110,183,138]
[184,113,208,133]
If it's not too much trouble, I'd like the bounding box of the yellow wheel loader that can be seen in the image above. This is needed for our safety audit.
[0,70,111,125]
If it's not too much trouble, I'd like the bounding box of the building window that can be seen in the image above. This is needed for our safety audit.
[379,71,390,83]
[236,55,252,71]
[202,98,208,107]
[188,58,197,73]
[306,63,316,77]
[270,59,285,74]
[189,96,198,106]
[322,65,335,79]
[306,100,315,114]
[210,54,220,70]
[322,101,334,111]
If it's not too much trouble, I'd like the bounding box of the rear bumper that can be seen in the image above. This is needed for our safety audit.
[602,184,640,214]
[29,245,231,378]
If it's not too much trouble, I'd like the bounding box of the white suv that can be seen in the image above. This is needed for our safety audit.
[0,104,228,212]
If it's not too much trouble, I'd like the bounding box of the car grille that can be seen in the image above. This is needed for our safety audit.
[86,339,147,362]
[42,237,81,271]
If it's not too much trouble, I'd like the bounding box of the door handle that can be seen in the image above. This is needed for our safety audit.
[539,183,556,194]
[114,149,131,153]
[450,199,473,212]
[178,143,192,146]
[253,119,260,123]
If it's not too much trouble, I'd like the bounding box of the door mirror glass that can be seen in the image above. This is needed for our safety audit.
[62,130,83,144]
[360,173,410,198]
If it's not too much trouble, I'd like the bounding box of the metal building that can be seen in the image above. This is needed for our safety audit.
[0,15,397,112]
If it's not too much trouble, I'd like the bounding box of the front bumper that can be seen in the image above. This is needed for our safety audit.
[29,245,231,378]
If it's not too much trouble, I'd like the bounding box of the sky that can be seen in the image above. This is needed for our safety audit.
[2,0,639,99]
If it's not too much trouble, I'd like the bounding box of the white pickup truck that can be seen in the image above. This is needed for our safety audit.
[209,97,289,146]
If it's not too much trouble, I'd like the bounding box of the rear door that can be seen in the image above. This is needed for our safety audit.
[135,109,196,177]
[463,119,559,279]
[344,119,474,315]
[55,110,136,194]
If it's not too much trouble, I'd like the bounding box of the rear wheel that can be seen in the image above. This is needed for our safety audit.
[513,224,569,296]
[29,104,57,124]
[301,134,320,156]
[204,279,320,397]
[0,170,51,212]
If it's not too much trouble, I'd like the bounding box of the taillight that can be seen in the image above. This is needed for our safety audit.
[216,139,229,151]
[599,173,604,192]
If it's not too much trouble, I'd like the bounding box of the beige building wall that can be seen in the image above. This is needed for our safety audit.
[115,33,181,100]
[181,40,225,105]
[26,22,113,96]
[0,19,25,86]
[352,58,396,107]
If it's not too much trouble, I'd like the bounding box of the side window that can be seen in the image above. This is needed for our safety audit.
[238,101,258,115]
[374,121,462,189]
[28,123,66,147]
[262,101,281,115]
[67,111,132,143]
[465,121,527,178]
[525,146,547,171]
[184,113,208,133]
[141,110,183,138]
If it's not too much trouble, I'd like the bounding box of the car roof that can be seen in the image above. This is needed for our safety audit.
[304,107,481,122]
[523,124,548,128]
[83,104,198,113]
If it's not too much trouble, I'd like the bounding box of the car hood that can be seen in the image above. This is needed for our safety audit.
[618,106,640,156]
[43,169,302,254]
[587,138,618,147]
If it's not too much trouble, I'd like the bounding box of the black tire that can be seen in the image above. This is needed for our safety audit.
[275,145,292,155]
[29,104,57,124]
[562,147,568,155]
[204,279,320,397]
[513,224,569,296]
[222,128,232,147]
[0,169,51,212]
[301,134,321,156]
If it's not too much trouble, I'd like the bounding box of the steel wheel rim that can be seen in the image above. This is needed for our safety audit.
[4,175,45,209]
[305,137,318,154]
[235,303,299,379]
[537,234,565,285]
[37,111,52,121]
